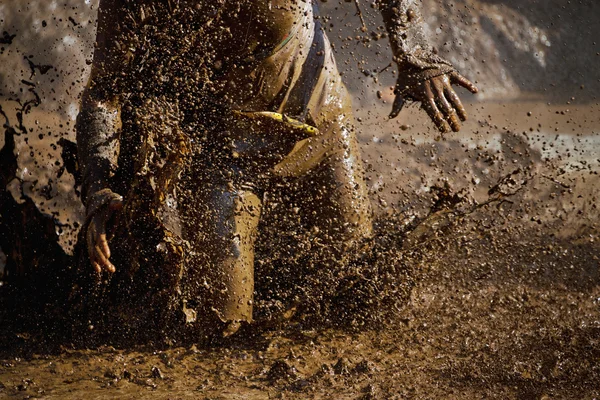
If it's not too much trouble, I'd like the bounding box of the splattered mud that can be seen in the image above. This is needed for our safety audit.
[1,1,599,398]
[1,101,599,399]
[1,224,598,399]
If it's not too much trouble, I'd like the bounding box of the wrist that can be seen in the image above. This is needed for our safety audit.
[85,188,123,222]
[81,156,118,206]
[394,49,455,74]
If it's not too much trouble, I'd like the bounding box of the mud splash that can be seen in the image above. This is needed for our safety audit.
[1,1,599,399]
[1,103,599,398]
[1,186,598,398]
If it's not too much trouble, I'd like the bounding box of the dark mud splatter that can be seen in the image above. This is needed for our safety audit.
[1,1,599,399]
[1,205,598,399]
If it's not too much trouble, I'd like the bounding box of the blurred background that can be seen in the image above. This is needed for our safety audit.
[2,0,599,109]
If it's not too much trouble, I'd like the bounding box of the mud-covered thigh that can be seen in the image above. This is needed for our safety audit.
[286,117,373,246]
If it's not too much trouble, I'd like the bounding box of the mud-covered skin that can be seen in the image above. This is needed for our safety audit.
[378,0,478,131]
[76,0,473,332]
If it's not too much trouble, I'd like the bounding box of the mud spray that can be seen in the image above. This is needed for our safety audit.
[1,1,599,399]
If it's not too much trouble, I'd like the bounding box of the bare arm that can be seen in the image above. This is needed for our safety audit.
[378,0,478,133]
[77,0,129,273]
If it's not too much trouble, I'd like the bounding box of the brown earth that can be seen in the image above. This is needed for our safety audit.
[0,224,598,399]
[0,100,598,399]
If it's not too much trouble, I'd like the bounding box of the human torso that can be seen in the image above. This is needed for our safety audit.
[110,0,315,113]
[114,1,310,73]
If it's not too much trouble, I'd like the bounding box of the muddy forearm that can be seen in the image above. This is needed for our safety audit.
[379,0,454,75]
[76,98,121,207]
[379,0,429,61]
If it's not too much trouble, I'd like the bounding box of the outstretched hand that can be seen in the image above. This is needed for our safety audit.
[86,198,123,275]
[390,71,478,133]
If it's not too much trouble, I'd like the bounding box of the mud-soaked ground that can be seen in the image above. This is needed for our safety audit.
[1,101,599,399]
[0,224,598,399]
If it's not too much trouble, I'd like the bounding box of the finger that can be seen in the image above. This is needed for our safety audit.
[99,251,116,274]
[423,82,451,133]
[451,71,478,94]
[93,244,109,268]
[438,100,461,132]
[99,233,111,260]
[445,86,468,122]
[89,248,105,274]
[105,262,116,274]
[98,233,115,273]
[433,81,461,132]
[91,260,102,274]
[424,99,451,134]
[94,244,115,273]
[389,93,406,119]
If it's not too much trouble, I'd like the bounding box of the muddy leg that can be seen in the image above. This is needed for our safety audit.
[295,115,373,254]
[182,184,261,335]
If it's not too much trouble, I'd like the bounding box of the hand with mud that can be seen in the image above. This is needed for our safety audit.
[86,198,123,274]
[389,71,478,133]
